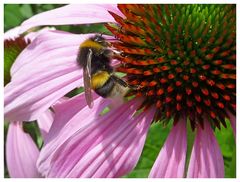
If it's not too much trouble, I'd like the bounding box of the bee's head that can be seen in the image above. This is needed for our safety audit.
[92,34,110,47]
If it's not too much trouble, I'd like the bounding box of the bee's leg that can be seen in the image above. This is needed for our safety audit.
[111,75,141,90]
[111,75,128,87]
[114,51,125,58]
[128,84,142,90]
[102,49,123,58]
[101,49,114,57]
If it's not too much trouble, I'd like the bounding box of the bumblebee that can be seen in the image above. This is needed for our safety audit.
[77,35,129,108]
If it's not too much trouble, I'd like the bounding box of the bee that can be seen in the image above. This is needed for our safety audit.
[77,34,130,108]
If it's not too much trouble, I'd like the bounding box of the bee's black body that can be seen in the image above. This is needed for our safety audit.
[77,36,113,75]
[77,35,128,106]
[94,77,115,98]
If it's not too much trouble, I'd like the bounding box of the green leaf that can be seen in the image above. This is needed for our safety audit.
[4,122,10,178]
[23,121,43,148]
[4,4,24,31]
[19,4,33,18]
[65,87,84,97]
[215,120,236,178]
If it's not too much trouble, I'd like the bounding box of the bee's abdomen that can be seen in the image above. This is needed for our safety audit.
[94,77,114,98]
[91,71,110,89]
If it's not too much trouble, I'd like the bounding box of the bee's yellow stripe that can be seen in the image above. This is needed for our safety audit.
[80,40,103,49]
[91,71,110,89]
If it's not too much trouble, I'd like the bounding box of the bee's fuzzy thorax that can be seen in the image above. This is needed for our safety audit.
[80,39,103,50]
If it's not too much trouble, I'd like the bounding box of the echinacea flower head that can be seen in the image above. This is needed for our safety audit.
[106,4,236,130]
[4,4,236,178]
[107,5,236,177]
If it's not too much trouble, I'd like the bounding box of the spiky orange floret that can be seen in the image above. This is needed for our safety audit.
[107,4,236,130]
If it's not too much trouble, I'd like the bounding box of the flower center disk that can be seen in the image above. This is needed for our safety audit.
[106,4,236,129]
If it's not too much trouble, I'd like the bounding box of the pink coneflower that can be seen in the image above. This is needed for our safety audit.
[4,4,236,178]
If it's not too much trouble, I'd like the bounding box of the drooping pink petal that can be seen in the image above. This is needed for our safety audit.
[226,110,236,139]
[149,118,187,178]
[68,106,155,178]
[37,110,54,141]
[4,26,21,40]
[37,96,155,177]
[4,26,55,42]
[187,120,224,178]
[25,27,56,41]
[37,96,69,140]
[20,4,124,34]
[37,93,104,176]
[4,30,94,122]
[6,122,40,178]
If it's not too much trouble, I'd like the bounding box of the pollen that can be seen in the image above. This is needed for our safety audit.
[107,4,236,129]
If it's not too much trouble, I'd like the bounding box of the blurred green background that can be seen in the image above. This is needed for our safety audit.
[4,4,110,34]
[4,4,236,178]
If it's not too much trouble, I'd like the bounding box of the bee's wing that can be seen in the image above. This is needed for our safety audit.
[83,49,94,108]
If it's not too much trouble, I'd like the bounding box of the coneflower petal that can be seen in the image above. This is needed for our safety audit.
[20,4,124,34]
[72,107,155,178]
[37,93,108,176]
[149,118,187,178]
[187,120,224,178]
[6,122,40,178]
[4,26,55,42]
[37,110,54,141]
[10,30,87,76]
[4,30,95,122]
[46,97,142,177]
[4,26,22,40]
[37,95,155,177]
